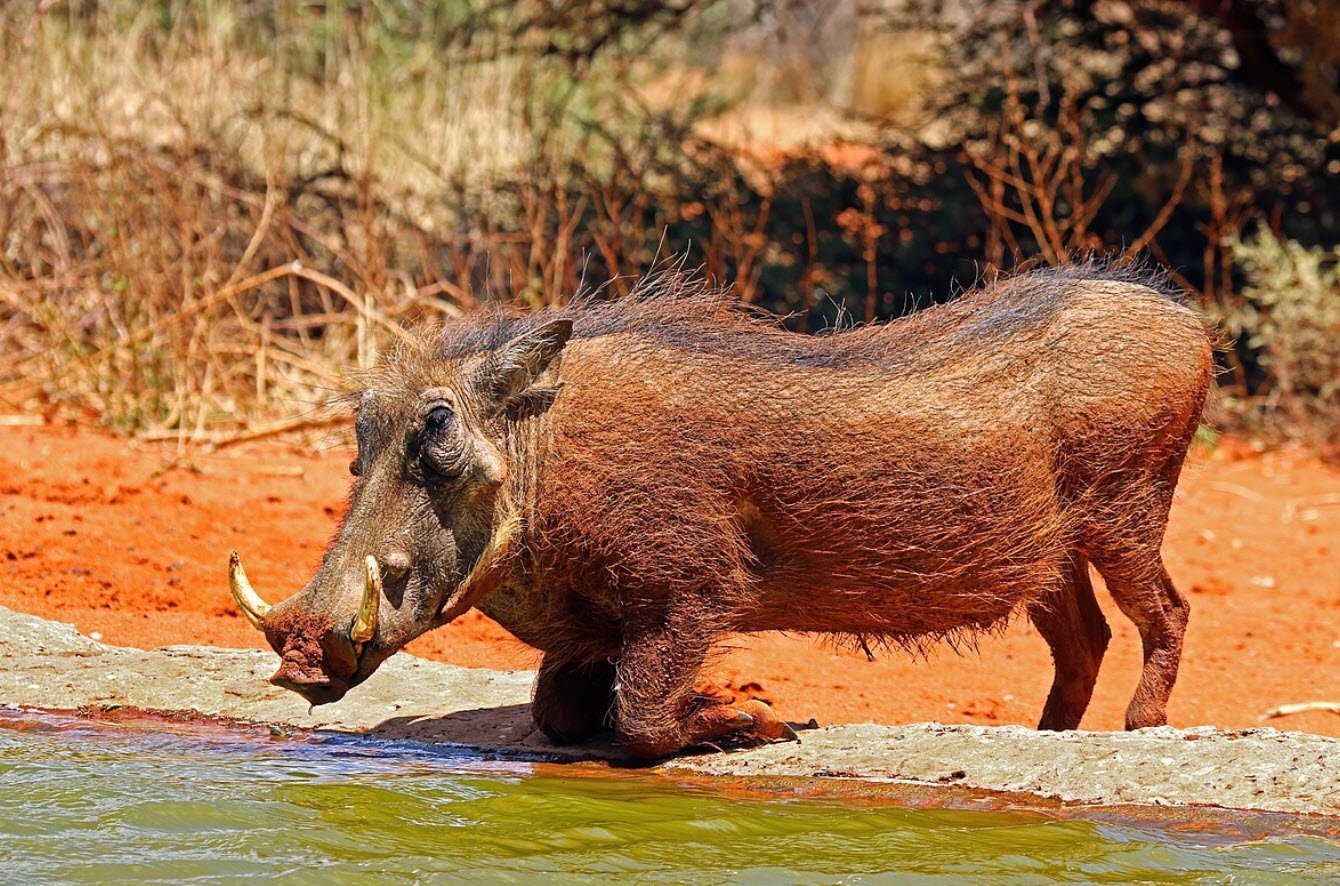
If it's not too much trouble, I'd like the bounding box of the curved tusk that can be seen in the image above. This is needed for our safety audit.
[351,554,381,644]
[228,551,271,629]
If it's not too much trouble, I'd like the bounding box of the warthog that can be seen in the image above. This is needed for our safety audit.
[230,265,1214,759]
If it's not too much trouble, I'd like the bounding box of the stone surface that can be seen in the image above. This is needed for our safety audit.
[669,722,1339,814]
[2,606,1336,814]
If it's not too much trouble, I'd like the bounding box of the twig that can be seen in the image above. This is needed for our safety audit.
[1262,701,1340,720]
[1205,481,1266,503]
[1121,135,1197,261]
[135,413,351,449]
[1282,494,1340,523]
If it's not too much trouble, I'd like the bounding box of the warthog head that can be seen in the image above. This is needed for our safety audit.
[229,317,572,705]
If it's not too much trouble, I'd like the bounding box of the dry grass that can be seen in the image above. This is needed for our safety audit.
[3,3,1331,452]
[0,2,539,444]
[0,3,828,446]
[0,2,869,447]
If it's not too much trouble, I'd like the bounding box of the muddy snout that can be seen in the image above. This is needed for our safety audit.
[229,551,391,706]
[263,610,359,706]
[269,645,350,706]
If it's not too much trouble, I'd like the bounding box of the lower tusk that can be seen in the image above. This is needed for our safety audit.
[351,555,381,644]
[228,552,271,629]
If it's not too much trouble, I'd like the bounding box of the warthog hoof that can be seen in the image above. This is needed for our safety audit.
[735,699,800,744]
[683,698,800,752]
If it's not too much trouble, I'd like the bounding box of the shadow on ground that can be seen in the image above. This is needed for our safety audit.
[366,702,618,761]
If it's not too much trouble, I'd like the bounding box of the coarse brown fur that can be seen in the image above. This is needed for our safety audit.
[250,262,1215,760]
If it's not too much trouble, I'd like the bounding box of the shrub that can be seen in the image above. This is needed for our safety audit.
[1217,226,1340,443]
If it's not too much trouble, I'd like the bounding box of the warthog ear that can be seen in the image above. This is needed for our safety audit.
[483,318,573,406]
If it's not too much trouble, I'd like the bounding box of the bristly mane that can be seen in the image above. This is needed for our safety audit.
[1010,254,1183,303]
[428,257,1186,371]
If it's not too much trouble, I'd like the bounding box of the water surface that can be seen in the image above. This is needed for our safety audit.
[1,710,1336,883]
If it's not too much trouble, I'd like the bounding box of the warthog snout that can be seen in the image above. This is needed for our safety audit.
[229,551,388,705]
[264,607,358,705]
[269,671,349,707]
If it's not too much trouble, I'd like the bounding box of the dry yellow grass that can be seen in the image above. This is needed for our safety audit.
[0,3,538,443]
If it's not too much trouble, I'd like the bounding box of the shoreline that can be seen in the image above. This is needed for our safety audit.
[4,605,1336,817]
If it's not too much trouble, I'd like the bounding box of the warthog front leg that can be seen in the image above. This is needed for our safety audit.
[614,600,797,760]
[531,655,617,744]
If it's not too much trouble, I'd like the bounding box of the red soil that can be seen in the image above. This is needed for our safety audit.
[2,423,1337,737]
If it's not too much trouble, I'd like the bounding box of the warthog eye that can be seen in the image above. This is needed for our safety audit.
[424,404,454,435]
[416,403,464,482]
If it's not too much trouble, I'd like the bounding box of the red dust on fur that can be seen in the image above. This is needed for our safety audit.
[262,610,357,701]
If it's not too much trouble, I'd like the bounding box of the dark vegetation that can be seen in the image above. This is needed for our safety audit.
[0,0,1335,447]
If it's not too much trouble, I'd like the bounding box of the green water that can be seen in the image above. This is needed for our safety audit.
[1,712,1336,884]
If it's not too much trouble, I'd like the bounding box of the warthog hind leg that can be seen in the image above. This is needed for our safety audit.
[1083,442,1195,731]
[1028,553,1111,730]
[1092,553,1189,730]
